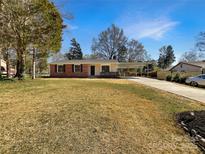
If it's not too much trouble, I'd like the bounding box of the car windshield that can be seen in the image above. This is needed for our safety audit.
[196,75,205,79]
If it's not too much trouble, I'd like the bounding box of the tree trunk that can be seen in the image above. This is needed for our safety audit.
[15,50,25,80]
[32,48,36,79]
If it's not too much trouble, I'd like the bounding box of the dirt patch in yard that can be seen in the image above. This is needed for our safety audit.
[176,110,205,151]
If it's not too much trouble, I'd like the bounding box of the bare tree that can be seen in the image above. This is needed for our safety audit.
[196,32,205,59]
[92,24,127,60]
[127,39,147,62]
[196,32,205,51]
[51,52,65,62]
[180,51,198,62]
[83,54,98,60]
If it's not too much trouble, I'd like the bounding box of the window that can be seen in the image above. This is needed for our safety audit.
[101,65,110,73]
[198,75,202,78]
[202,75,205,79]
[74,65,81,72]
[57,65,65,73]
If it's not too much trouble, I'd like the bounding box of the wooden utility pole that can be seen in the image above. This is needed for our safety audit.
[6,51,10,78]
[32,48,36,79]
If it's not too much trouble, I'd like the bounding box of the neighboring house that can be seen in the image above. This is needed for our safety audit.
[49,59,119,78]
[0,59,16,76]
[170,61,205,74]
[0,59,7,74]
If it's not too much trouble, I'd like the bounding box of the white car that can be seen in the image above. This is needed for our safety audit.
[185,74,205,87]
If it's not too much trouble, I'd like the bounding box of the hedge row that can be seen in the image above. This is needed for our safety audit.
[157,71,201,80]
[166,74,187,83]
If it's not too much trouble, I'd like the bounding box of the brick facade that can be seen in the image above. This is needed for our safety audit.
[50,64,89,78]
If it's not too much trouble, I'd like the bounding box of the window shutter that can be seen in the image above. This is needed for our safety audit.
[81,64,83,72]
[55,65,57,73]
[72,64,74,72]
[63,64,66,72]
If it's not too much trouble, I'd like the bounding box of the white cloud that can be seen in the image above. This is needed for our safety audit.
[70,25,79,30]
[66,24,79,31]
[123,17,179,40]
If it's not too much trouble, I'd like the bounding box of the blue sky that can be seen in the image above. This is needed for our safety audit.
[54,0,205,62]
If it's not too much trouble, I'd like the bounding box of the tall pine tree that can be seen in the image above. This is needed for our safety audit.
[117,45,127,62]
[65,38,83,60]
[158,45,175,69]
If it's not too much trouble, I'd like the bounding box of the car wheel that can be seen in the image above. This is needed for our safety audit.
[190,81,198,87]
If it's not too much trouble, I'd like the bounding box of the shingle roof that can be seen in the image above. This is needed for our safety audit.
[170,61,205,71]
[189,61,205,68]
[118,62,146,68]
[49,59,119,64]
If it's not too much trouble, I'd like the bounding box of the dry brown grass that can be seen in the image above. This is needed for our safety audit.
[0,78,205,154]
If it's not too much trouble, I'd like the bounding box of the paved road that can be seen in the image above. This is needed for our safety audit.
[128,77,205,103]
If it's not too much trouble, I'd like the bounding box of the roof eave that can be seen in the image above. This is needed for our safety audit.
[169,62,203,71]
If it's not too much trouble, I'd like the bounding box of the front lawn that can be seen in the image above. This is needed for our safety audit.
[0,79,204,153]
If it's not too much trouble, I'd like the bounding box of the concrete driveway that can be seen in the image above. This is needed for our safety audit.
[128,77,205,103]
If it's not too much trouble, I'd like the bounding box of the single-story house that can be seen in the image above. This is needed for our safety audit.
[170,61,205,74]
[49,59,119,78]
[49,59,154,78]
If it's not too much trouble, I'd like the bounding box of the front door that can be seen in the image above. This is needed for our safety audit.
[90,66,95,76]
